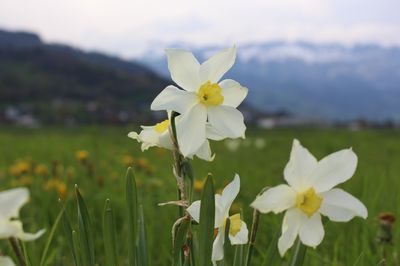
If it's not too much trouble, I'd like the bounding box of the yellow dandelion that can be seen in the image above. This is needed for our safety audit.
[34,164,48,175]
[75,150,89,162]
[122,155,135,167]
[193,180,204,193]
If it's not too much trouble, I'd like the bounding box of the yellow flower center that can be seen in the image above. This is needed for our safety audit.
[296,188,322,217]
[197,81,224,106]
[154,119,170,133]
[225,213,242,236]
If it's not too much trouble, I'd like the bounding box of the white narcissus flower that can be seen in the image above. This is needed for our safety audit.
[187,175,248,265]
[150,46,248,157]
[0,256,15,266]
[251,139,368,256]
[128,114,218,161]
[0,187,45,241]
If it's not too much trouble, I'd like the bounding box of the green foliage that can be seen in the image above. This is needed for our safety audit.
[198,175,215,266]
[0,127,399,265]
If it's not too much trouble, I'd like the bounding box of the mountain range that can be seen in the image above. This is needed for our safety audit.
[0,29,168,124]
[138,42,400,122]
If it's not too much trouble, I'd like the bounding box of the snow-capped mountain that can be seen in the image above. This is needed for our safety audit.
[137,42,400,121]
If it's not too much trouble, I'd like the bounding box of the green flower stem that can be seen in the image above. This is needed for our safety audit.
[289,238,307,266]
[170,112,188,207]
[245,209,261,266]
[9,237,26,266]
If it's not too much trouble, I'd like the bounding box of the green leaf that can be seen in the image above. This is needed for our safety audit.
[173,218,190,266]
[75,185,95,266]
[21,241,32,266]
[136,204,149,266]
[233,244,244,266]
[126,167,138,266]
[261,232,280,266]
[103,199,119,266]
[39,203,65,266]
[289,238,307,266]
[62,204,79,266]
[72,230,82,266]
[198,174,215,266]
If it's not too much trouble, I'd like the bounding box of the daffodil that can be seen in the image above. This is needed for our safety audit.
[0,187,45,241]
[251,139,367,256]
[128,113,217,161]
[187,175,248,265]
[0,256,15,266]
[150,46,248,157]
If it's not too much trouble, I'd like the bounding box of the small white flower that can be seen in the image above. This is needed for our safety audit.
[0,187,45,241]
[251,139,367,256]
[0,256,15,266]
[128,113,218,161]
[151,46,248,157]
[187,175,248,265]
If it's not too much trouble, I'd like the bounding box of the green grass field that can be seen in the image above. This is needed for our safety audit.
[0,126,399,265]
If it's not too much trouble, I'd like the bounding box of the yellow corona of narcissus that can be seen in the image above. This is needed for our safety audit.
[187,175,248,265]
[251,139,368,256]
[0,187,45,241]
[150,46,248,157]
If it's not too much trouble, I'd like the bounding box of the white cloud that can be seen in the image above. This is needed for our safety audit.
[0,0,399,57]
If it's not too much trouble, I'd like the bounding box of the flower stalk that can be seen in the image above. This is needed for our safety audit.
[245,209,261,266]
[9,237,26,266]
[289,238,307,266]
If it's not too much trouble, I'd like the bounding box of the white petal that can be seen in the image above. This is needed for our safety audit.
[214,195,227,228]
[137,127,160,151]
[319,188,368,222]
[0,256,16,266]
[284,139,318,189]
[176,104,207,157]
[1,220,45,241]
[0,219,19,239]
[311,148,358,193]
[0,188,29,220]
[278,209,302,256]
[208,106,246,139]
[165,49,201,91]
[127,131,139,141]
[251,185,297,214]
[186,200,200,223]
[206,123,226,141]
[150,85,198,114]
[194,140,215,161]
[212,229,225,264]
[221,174,240,211]
[219,79,248,108]
[158,131,174,150]
[298,213,324,248]
[199,46,236,83]
[229,221,248,245]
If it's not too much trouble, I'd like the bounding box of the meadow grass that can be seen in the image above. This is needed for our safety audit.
[0,126,399,265]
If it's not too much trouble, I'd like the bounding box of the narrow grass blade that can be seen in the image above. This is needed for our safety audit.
[72,230,82,266]
[261,232,280,266]
[289,238,307,266]
[62,205,79,266]
[223,218,231,265]
[126,167,138,266]
[233,243,244,266]
[103,199,119,266]
[136,204,148,266]
[75,185,95,266]
[21,241,32,266]
[39,204,65,266]
[198,174,215,266]
[173,218,190,266]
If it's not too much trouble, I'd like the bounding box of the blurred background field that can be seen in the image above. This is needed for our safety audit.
[0,126,399,265]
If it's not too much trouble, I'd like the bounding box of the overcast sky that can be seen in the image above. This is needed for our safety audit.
[1,0,399,57]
